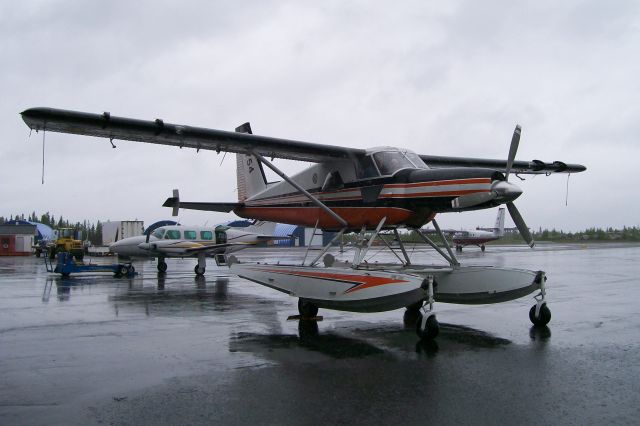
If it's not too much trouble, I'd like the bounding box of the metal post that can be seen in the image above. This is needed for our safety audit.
[393,228,411,265]
[309,227,347,266]
[302,219,319,266]
[353,217,386,267]
[432,219,459,266]
[414,229,459,267]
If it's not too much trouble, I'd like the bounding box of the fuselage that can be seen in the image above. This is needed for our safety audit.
[452,230,500,246]
[234,147,521,230]
[109,225,262,258]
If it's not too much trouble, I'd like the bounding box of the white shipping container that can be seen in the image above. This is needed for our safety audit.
[15,235,33,253]
[102,221,144,245]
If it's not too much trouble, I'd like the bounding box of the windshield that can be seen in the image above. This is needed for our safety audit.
[373,152,415,175]
[373,150,429,175]
[152,229,166,239]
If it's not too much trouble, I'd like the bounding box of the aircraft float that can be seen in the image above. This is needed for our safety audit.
[21,107,586,340]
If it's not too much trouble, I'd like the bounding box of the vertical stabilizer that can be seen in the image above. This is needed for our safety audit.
[235,122,267,201]
[494,208,506,237]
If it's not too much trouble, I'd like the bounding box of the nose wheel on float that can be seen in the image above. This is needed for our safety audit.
[416,275,439,340]
[529,271,551,326]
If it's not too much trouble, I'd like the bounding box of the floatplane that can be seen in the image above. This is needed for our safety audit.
[21,107,586,340]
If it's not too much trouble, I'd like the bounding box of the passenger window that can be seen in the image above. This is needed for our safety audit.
[164,230,181,239]
[184,230,197,240]
[200,231,213,240]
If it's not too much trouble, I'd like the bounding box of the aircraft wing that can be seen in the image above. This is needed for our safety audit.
[182,242,254,254]
[420,155,586,174]
[21,107,364,163]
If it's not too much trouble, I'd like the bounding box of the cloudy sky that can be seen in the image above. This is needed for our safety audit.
[1,0,638,232]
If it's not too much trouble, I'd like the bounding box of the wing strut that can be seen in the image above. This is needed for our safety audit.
[251,151,348,228]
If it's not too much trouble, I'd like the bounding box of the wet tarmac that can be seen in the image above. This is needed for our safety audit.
[1,243,639,425]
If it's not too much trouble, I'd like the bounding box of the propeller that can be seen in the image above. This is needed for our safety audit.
[504,125,534,248]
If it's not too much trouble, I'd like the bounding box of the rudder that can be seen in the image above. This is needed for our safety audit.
[235,122,267,201]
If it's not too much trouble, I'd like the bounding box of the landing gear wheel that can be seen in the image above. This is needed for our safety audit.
[118,265,128,276]
[456,245,462,252]
[481,245,486,252]
[529,303,551,326]
[157,261,167,273]
[298,299,319,318]
[194,265,205,276]
[127,265,135,275]
[416,313,440,340]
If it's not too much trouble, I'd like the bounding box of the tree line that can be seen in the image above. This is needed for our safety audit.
[0,212,103,245]
[1,211,639,245]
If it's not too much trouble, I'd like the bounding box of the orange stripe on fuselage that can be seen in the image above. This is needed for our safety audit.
[250,267,409,293]
[235,206,416,229]
[384,177,492,189]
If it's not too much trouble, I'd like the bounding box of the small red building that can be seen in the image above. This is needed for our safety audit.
[0,224,36,256]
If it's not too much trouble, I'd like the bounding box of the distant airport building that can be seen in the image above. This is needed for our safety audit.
[0,222,37,256]
[3,220,53,242]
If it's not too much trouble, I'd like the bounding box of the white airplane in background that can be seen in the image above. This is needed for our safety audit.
[452,208,506,252]
[109,220,286,275]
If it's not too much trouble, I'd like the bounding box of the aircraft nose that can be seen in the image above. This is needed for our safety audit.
[492,180,523,203]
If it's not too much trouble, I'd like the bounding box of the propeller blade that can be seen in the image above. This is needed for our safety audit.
[506,202,534,248]
[451,191,496,209]
[505,125,521,181]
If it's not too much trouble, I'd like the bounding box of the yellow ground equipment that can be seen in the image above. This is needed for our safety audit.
[49,228,84,260]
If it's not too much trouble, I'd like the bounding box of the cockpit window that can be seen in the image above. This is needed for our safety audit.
[373,151,415,175]
[152,229,165,239]
[164,230,181,239]
[404,152,429,169]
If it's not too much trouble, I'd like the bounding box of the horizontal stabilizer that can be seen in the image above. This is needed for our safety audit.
[162,197,240,213]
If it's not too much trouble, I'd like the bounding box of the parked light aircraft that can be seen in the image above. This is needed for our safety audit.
[452,207,505,252]
[109,221,285,275]
[21,107,586,340]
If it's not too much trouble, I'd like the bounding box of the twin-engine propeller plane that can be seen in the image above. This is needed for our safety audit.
[21,107,586,340]
[451,207,506,252]
[109,220,284,275]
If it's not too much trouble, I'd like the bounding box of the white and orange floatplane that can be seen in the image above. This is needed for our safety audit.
[21,107,585,340]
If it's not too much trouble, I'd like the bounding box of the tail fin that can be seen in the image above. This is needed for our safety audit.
[235,122,267,201]
[494,208,506,237]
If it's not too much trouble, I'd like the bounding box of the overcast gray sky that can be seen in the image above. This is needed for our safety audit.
[1,0,638,232]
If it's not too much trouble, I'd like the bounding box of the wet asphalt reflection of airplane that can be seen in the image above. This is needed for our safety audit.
[109,222,285,275]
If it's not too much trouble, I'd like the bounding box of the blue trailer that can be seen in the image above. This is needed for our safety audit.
[45,252,136,277]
